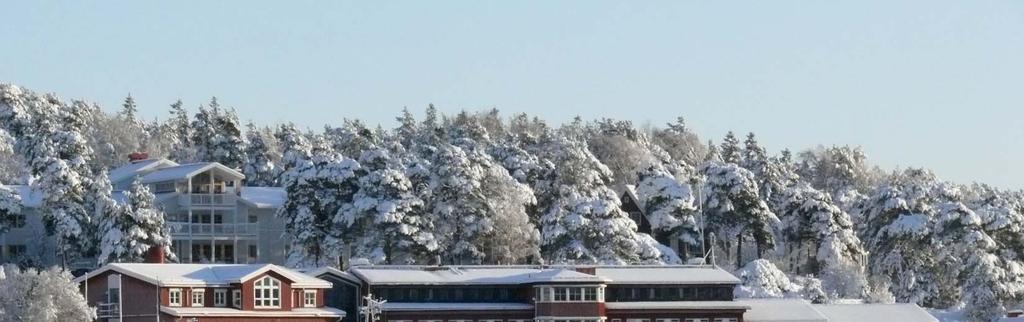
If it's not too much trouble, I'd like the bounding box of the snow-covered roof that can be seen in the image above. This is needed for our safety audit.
[160,306,345,317]
[139,162,244,183]
[739,299,827,322]
[813,303,938,322]
[350,266,608,285]
[108,158,179,184]
[604,301,750,310]
[74,263,331,288]
[623,184,641,205]
[240,186,286,209]
[307,266,363,284]
[380,302,533,312]
[594,265,741,285]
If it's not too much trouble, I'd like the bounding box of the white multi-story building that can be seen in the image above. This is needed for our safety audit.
[0,157,289,268]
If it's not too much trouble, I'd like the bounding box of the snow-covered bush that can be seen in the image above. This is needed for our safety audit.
[734,259,801,299]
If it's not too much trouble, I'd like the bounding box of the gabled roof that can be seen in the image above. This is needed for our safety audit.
[140,162,244,183]
[240,186,286,209]
[813,303,938,322]
[74,263,331,288]
[108,158,179,184]
[307,266,362,285]
[350,265,608,285]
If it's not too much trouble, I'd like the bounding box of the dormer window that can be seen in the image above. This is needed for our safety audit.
[169,288,182,307]
[303,290,317,307]
[253,276,281,308]
[191,289,205,307]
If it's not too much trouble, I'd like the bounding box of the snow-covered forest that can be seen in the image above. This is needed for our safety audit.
[1,83,1022,321]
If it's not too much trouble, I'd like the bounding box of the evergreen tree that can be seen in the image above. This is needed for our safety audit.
[776,184,867,297]
[634,163,700,259]
[700,161,779,269]
[336,144,436,264]
[277,140,359,268]
[211,106,245,168]
[275,123,312,184]
[720,131,741,164]
[119,94,139,125]
[242,123,278,186]
[166,99,193,161]
[97,178,175,264]
[540,136,663,264]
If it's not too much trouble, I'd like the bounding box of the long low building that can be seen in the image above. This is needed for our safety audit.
[309,264,937,322]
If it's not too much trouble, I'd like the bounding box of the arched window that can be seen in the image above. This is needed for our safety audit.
[253,276,281,308]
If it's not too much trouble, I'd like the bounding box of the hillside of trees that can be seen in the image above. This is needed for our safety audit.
[1,83,1022,321]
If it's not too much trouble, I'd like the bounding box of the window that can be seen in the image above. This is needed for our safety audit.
[583,287,597,301]
[554,287,567,301]
[304,290,317,307]
[253,276,281,308]
[232,289,241,308]
[538,287,551,302]
[684,319,709,322]
[248,245,258,260]
[248,215,258,223]
[480,320,502,322]
[713,319,737,322]
[192,289,205,307]
[569,287,582,301]
[214,289,227,307]
[12,213,25,228]
[627,320,650,322]
[7,245,26,257]
[657,319,680,322]
[169,288,182,307]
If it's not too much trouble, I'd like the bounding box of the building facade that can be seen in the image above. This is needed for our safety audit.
[74,262,344,322]
[344,265,746,322]
[0,157,289,269]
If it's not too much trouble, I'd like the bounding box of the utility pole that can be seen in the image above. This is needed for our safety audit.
[361,294,386,322]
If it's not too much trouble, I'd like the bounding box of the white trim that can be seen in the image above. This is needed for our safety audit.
[169,288,182,307]
[534,285,605,303]
[303,290,317,308]
[191,288,205,307]
[232,289,241,308]
[160,306,345,318]
[253,276,282,309]
[213,289,227,307]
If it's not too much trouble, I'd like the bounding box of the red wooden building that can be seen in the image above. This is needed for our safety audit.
[74,263,345,322]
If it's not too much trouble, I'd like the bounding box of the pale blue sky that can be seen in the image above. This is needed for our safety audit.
[2,1,1022,188]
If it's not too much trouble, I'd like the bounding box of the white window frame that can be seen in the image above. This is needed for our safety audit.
[168,288,182,307]
[232,289,242,308]
[534,285,604,303]
[214,289,227,307]
[191,289,205,307]
[303,290,317,307]
[253,276,281,308]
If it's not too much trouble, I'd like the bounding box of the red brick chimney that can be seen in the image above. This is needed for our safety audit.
[145,246,165,264]
[128,152,149,162]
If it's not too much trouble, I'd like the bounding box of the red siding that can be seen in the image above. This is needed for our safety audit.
[83,270,162,321]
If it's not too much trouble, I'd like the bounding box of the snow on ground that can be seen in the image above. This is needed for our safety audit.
[927,308,967,322]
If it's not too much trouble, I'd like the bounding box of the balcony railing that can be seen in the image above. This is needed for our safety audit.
[97,302,120,318]
[179,194,237,207]
[167,222,258,236]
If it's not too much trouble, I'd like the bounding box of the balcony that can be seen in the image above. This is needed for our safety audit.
[179,193,237,207]
[167,222,258,237]
[97,302,119,318]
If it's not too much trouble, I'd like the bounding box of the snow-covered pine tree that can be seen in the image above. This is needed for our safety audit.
[166,99,193,161]
[191,100,218,162]
[274,123,312,185]
[775,183,867,298]
[97,178,175,264]
[700,161,779,269]
[211,106,245,168]
[395,107,419,147]
[858,169,941,306]
[242,122,278,186]
[540,136,664,264]
[634,163,700,259]
[0,185,21,235]
[277,139,360,268]
[720,131,742,164]
[734,259,802,299]
[336,144,436,264]
[0,265,97,322]
[119,94,140,126]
